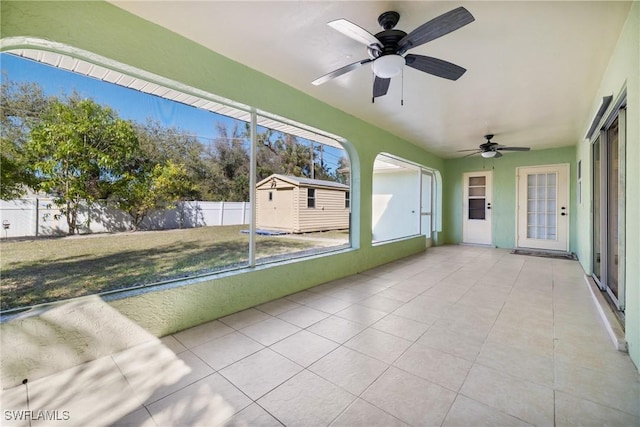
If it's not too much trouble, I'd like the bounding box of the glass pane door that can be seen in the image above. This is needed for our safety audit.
[592,137,602,282]
[607,118,619,299]
[526,173,557,240]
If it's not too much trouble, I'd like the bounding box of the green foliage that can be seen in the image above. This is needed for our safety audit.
[0,74,48,199]
[133,119,208,200]
[114,160,197,230]
[26,95,139,234]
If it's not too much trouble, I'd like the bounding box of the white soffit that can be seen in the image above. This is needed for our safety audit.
[7,48,344,149]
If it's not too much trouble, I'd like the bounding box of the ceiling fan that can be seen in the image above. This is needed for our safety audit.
[458,135,531,158]
[312,7,475,101]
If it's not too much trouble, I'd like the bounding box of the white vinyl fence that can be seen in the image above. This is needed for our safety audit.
[0,198,250,238]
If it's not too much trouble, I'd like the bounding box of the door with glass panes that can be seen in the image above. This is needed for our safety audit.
[516,164,569,251]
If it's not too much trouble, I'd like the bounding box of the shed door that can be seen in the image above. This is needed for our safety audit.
[261,188,293,229]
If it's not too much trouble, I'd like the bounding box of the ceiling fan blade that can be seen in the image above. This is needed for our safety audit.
[462,151,481,158]
[405,54,466,80]
[494,151,503,158]
[457,149,481,152]
[373,76,391,98]
[497,147,531,151]
[312,59,372,86]
[328,19,381,48]
[398,7,475,53]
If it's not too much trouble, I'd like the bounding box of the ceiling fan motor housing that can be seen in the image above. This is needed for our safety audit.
[378,11,400,30]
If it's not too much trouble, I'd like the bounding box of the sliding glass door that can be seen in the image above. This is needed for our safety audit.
[592,103,626,313]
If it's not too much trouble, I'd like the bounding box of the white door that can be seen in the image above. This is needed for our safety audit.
[462,171,492,245]
[516,164,569,251]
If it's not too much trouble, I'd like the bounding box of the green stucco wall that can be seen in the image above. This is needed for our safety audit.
[442,146,577,251]
[0,1,440,337]
[575,2,639,369]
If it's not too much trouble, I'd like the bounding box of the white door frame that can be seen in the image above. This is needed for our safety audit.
[516,163,570,251]
[462,171,493,245]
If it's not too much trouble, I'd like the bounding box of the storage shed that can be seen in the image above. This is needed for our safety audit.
[255,174,349,233]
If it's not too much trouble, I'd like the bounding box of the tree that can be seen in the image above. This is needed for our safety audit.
[0,75,49,199]
[205,122,250,201]
[133,119,208,199]
[114,160,196,230]
[27,95,139,234]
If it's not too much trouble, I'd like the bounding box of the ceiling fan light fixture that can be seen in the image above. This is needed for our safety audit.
[372,54,405,79]
[481,151,497,158]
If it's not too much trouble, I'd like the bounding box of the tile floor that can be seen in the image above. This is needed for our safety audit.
[2,246,639,426]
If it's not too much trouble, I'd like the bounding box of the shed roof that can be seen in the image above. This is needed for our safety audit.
[257,174,349,190]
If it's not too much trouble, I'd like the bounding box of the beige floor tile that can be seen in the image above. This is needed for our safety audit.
[422,283,470,303]
[270,330,338,367]
[391,278,437,294]
[371,314,429,341]
[25,356,142,427]
[258,370,355,427]
[240,317,300,346]
[375,288,419,303]
[352,282,389,295]
[417,323,484,362]
[433,315,494,343]
[554,390,640,427]
[159,335,187,354]
[110,407,157,427]
[146,373,251,426]
[361,366,456,426]
[331,398,408,427]
[443,395,533,427]
[172,319,234,348]
[485,323,554,358]
[554,334,634,371]
[323,283,370,299]
[335,305,387,326]
[256,298,301,316]
[220,348,302,400]
[394,343,472,392]
[219,308,273,330]
[359,275,401,289]
[277,305,329,328]
[304,294,353,314]
[307,315,368,344]
[114,342,214,405]
[225,403,283,427]
[191,331,264,370]
[345,328,412,364]
[309,346,388,395]
[310,280,346,295]
[0,385,28,427]
[460,364,554,426]
[392,300,442,326]
[357,295,405,313]
[285,290,322,305]
[457,289,507,311]
[555,360,640,417]
[475,341,554,387]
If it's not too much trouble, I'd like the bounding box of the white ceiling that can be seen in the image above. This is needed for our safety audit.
[110,1,631,158]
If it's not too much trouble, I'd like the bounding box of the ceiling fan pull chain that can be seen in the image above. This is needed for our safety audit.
[400,68,404,106]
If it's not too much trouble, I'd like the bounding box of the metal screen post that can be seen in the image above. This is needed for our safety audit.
[249,109,257,267]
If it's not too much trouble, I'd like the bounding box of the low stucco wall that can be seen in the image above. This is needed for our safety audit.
[0,236,427,389]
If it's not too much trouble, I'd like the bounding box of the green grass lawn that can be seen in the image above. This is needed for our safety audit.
[0,226,348,311]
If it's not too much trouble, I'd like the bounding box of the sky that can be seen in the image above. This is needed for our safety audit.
[1,53,346,171]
